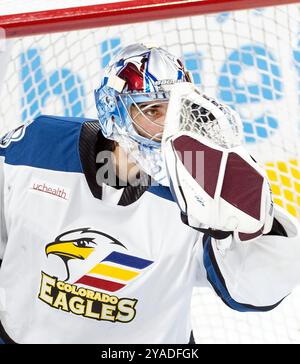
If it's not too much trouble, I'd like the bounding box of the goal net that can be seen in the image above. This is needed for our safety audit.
[1,0,300,343]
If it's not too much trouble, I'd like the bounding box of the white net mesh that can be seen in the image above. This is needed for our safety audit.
[174,88,243,148]
[1,3,300,343]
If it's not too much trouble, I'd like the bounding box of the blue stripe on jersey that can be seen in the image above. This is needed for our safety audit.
[0,149,5,157]
[5,115,95,173]
[203,235,285,312]
[147,185,175,202]
[102,251,153,269]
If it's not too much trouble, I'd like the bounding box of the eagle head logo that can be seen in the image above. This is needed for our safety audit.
[45,228,126,281]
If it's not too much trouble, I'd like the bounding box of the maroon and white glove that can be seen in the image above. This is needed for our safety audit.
[162,83,274,241]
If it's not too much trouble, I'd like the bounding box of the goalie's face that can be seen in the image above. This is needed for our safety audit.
[130,101,169,142]
[95,44,192,184]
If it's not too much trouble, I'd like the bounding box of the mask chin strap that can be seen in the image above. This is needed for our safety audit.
[116,135,169,186]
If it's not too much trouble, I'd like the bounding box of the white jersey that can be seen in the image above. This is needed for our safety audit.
[0,115,299,344]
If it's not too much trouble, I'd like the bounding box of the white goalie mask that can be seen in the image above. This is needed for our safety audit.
[94,43,192,185]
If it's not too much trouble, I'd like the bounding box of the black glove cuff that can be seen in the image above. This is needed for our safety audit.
[180,212,233,240]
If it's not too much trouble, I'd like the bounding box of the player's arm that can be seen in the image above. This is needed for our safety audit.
[0,147,6,267]
[162,83,300,311]
[200,206,300,312]
[0,125,26,266]
[0,140,8,326]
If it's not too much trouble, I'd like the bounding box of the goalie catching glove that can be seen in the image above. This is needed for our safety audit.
[162,83,274,242]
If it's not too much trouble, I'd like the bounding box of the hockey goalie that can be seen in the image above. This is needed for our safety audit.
[0,43,299,344]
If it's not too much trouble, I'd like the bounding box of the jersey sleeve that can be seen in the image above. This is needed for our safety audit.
[198,205,300,312]
[0,147,7,264]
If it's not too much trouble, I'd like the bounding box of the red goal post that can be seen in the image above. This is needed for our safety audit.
[1,0,300,38]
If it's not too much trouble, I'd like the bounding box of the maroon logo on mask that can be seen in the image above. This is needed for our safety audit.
[118,63,144,91]
[118,54,149,92]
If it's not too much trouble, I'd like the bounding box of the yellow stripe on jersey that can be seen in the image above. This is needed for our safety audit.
[89,263,140,281]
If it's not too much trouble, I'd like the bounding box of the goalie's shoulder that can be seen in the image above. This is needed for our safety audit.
[0,115,97,173]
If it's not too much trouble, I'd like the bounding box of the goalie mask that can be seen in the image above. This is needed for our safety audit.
[94,43,192,185]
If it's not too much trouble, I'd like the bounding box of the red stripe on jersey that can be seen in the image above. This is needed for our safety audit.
[76,275,126,292]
